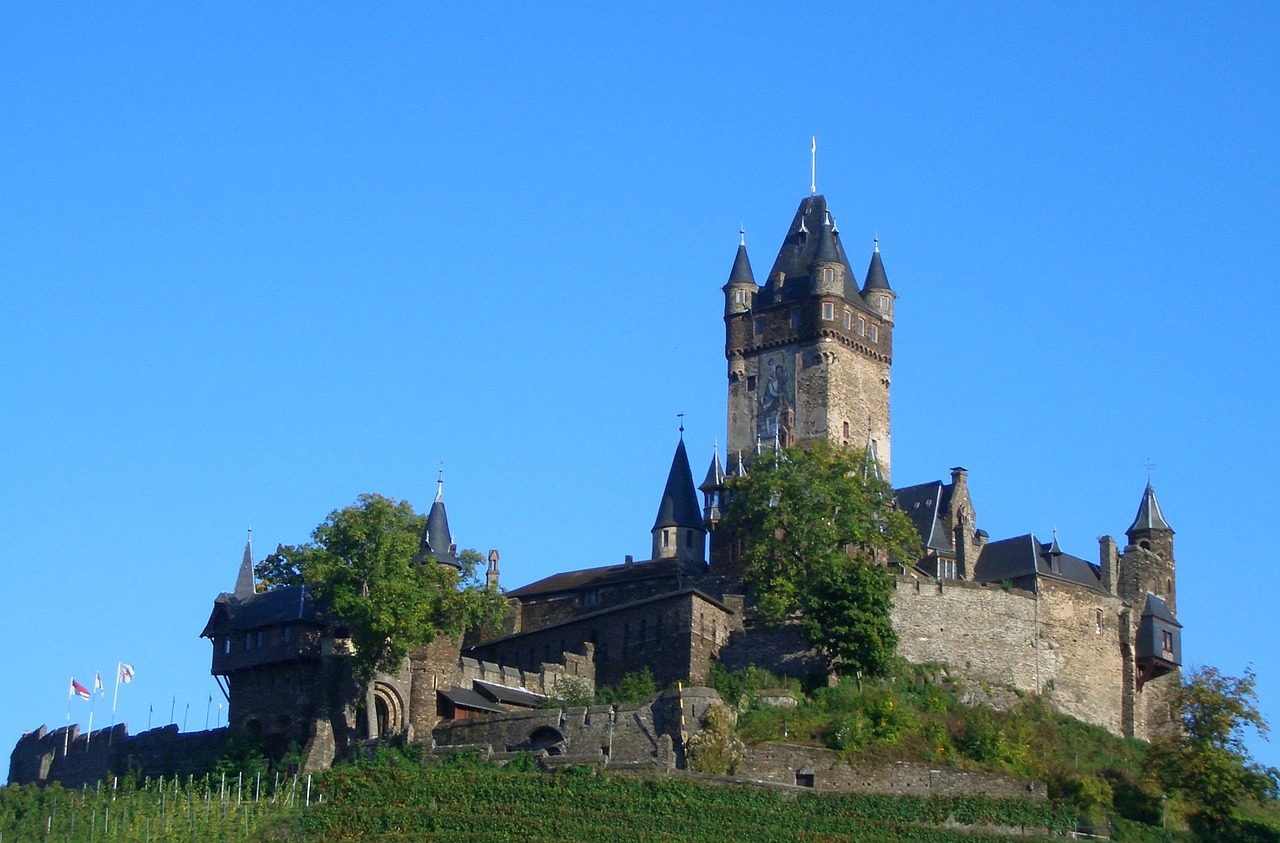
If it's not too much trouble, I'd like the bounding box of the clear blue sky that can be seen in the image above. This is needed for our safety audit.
[4,4,1279,780]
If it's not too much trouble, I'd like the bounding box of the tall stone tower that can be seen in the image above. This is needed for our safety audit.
[724,195,894,478]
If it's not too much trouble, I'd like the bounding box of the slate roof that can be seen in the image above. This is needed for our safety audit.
[200,585,325,638]
[699,450,726,493]
[758,195,867,308]
[1141,593,1181,626]
[234,538,255,598]
[473,680,545,708]
[419,482,462,569]
[505,556,689,599]
[1127,483,1173,535]
[894,480,954,553]
[726,242,755,286]
[652,439,704,531]
[972,533,1110,595]
[438,687,505,714]
[863,246,891,292]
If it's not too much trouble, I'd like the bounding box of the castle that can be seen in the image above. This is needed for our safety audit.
[11,188,1182,785]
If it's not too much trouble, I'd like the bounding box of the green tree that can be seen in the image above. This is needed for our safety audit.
[1152,666,1279,831]
[725,441,920,678]
[255,493,506,683]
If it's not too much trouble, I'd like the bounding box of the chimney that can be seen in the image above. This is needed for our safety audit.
[1099,536,1118,594]
[486,549,500,589]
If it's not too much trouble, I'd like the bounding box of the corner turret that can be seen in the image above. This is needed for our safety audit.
[723,229,757,316]
[418,474,462,570]
[1121,482,1175,613]
[699,447,727,528]
[651,436,707,564]
[809,213,846,297]
[862,239,894,323]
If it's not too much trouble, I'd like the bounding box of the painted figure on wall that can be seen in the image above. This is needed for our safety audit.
[757,354,795,446]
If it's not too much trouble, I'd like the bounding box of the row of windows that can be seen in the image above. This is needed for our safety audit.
[221,625,293,655]
[753,309,880,342]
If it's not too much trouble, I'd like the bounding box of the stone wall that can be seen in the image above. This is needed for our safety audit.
[736,742,1045,799]
[9,723,228,788]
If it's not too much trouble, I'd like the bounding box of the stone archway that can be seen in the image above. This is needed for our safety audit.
[372,681,405,739]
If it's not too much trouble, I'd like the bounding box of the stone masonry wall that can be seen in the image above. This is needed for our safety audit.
[1034,578,1126,735]
[736,742,1045,799]
[9,723,228,788]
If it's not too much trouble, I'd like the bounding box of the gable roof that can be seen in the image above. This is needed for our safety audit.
[505,556,688,599]
[1141,593,1180,626]
[894,480,955,553]
[200,585,325,638]
[972,533,1110,595]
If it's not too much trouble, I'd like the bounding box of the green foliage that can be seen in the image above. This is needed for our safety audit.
[596,668,659,704]
[214,736,269,778]
[685,702,745,775]
[724,441,921,677]
[547,674,595,707]
[254,492,507,682]
[708,663,801,712]
[1152,666,1280,832]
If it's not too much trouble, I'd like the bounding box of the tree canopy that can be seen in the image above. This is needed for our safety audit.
[255,492,506,683]
[1152,666,1279,831]
[725,441,921,677]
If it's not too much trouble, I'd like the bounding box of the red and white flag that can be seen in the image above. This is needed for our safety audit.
[93,672,105,697]
[118,663,135,684]
[70,679,91,700]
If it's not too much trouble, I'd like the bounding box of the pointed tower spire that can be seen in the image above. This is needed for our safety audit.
[652,437,707,564]
[699,444,727,528]
[233,529,255,598]
[1127,482,1173,536]
[863,240,891,291]
[419,467,461,569]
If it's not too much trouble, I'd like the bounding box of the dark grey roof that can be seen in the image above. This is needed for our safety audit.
[1141,593,1180,626]
[200,585,324,638]
[972,533,1109,594]
[811,215,841,266]
[758,195,864,307]
[505,556,688,599]
[699,450,726,493]
[418,484,462,569]
[1127,483,1173,535]
[863,245,891,292]
[894,481,954,553]
[233,539,255,599]
[652,439,704,531]
[473,680,545,708]
[438,687,505,714]
[726,242,755,287]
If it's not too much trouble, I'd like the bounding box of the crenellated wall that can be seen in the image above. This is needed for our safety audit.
[9,723,228,788]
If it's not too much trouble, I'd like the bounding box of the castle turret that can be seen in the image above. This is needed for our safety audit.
[862,239,895,323]
[651,436,707,564]
[809,213,846,297]
[418,474,462,569]
[1121,482,1176,613]
[698,447,727,528]
[723,229,757,317]
[234,530,255,598]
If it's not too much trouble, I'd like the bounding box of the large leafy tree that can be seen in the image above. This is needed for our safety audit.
[255,493,506,683]
[1152,666,1279,831]
[725,441,920,678]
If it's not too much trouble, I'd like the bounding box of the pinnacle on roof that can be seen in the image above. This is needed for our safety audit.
[699,446,726,493]
[233,530,255,599]
[863,240,891,292]
[1126,482,1173,536]
[726,238,756,287]
[652,438,705,531]
[811,212,841,266]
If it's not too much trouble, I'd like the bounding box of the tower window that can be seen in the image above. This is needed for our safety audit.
[734,289,745,304]
[746,375,756,391]
[1095,610,1103,634]
[821,267,834,284]
[821,302,834,320]
[879,295,889,312]
[870,325,879,343]
[858,318,865,336]
[1162,630,1174,659]
[789,309,800,329]
[842,421,849,439]
[662,529,670,549]
[753,317,763,336]
[223,638,231,655]
[685,530,693,548]
[843,309,852,330]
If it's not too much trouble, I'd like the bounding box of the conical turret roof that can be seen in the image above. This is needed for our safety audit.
[863,242,891,292]
[759,194,857,305]
[726,242,755,287]
[234,533,255,598]
[1127,483,1173,535]
[811,215,841,266]
[419,478,462,568]
[699,449,726,492]
[653,439,704,530]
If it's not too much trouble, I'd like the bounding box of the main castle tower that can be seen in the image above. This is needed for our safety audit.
[723,195,895,477]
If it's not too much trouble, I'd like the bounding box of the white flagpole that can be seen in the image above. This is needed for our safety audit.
[109,661,121,745]
[65,677,73,755]
[87,691,95,749]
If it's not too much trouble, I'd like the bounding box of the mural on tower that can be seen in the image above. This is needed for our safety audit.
[756,352,796,446]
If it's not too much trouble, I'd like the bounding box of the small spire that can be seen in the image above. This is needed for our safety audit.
[739,225,745,246]
[831,215,838,235]
[873,235,880,253]
[677,413,685,440]
[798,216,808,235]
[234,529,256,598]
[435,463,444,503]
[810,135,817,195]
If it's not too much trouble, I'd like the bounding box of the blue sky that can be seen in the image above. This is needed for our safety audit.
[3,4,1279,779]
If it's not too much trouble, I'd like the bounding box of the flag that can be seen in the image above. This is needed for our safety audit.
[118,663,135,684]
[70,679,91,700]
[94,672,104,697]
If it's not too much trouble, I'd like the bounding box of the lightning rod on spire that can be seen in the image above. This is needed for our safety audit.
[810,135,817,195]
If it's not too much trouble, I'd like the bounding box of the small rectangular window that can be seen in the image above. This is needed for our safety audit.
[858,318,865,336]
[283,626,292,643]
[753,317,763,335]
[879,295,889,312]
[843,309,852,330]
[870,325,879,343]
[746,375,757,391]
[244,634,253,651]
[842,421,849,439]
[789,310,800,328]
[1162,630,1174,658]
[223,638,231,655]
[821,302,834,321]
[734,289,745,304]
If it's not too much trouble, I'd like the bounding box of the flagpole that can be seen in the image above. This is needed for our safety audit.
[65,677,73,755]
[87,691,95,749]
[109,661,121,745]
